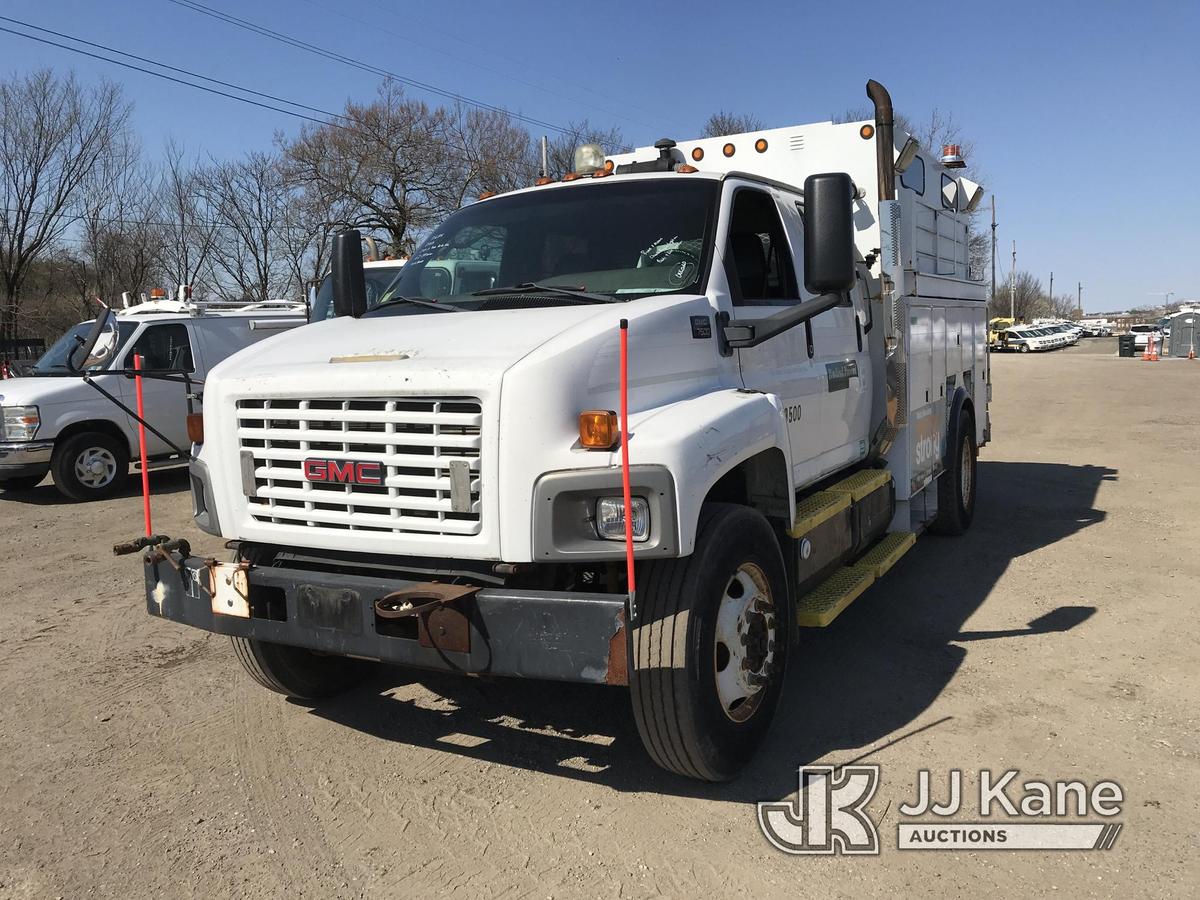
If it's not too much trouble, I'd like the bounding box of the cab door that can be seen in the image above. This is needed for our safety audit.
[118,322,196,457]
[719,182,825,484]
[777,198,873,470]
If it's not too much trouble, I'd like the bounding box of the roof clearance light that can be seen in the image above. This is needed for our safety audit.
[574,142,606,175]
[754,138,768,153]
[535,176,554,186]
[691,147,704,161]
[562,172,581,181]
[677,164,698,173]
[149,287,166,299]
[860,124,875,139]
[604,159,615,173]
[478,190,496,200]
[722,143,735,158]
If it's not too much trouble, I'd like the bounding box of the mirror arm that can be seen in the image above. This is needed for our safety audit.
[720,292,846,351]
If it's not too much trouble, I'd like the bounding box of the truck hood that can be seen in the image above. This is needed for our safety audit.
[208,305,612,388]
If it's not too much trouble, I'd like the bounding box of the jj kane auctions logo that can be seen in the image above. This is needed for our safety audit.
[758,766,1124,854]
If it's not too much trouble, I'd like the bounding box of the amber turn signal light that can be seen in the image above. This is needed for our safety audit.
[186,413,204,444]
[579,410,618,449]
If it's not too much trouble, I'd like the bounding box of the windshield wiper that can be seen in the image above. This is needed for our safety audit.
[471,282,623,304]
[373,295,463,313]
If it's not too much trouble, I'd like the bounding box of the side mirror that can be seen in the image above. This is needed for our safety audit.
[68,306,117,373]
[803,172,856,295]
[331,228,367,318]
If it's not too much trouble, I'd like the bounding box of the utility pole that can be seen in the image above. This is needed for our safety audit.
[1078,282,1082,316]
[1009,240,1016,320]
[990,196,997,305]
[1048,271,1054,314]
[540,135,549,178]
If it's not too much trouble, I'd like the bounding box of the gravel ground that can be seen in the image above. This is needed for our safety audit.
[1,344,1197,898]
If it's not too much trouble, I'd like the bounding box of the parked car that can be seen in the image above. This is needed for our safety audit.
[1129,324,1163,351]
[998,327,1057,352]
[0,302,304,499]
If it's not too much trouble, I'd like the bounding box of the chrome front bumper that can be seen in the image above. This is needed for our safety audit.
[0,440,53,476]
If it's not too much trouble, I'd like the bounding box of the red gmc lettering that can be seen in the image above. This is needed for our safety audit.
[302,459,383,485]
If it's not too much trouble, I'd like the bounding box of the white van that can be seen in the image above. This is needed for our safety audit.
[0,303,304,499]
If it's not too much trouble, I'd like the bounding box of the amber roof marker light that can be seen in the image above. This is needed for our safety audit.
[722,143,735,158]
[691,147,704,161]
[754,138,768,153]
[860,123,875,139]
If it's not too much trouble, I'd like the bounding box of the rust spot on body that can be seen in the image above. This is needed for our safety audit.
[606,609,628,686]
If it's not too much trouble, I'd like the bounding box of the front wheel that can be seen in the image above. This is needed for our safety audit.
[50,431,129,500]
[631,503,791,781]
[231,637,367,701]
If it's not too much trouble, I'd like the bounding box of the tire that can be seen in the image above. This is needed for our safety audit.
[0,474,45,491]
[630,503,791,781]
[1019,343,1030,353]
[930,408,977,535]
[50,431,129,501]
[231,636,366,701]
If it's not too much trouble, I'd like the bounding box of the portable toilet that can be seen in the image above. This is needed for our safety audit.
[1167,309,1199,358]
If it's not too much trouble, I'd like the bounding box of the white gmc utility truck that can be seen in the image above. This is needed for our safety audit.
[138,81,990,781]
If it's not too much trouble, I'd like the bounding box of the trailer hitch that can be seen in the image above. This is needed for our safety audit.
[112,534,192,572]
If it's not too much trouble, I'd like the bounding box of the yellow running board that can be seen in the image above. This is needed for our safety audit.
[796,532,916,627]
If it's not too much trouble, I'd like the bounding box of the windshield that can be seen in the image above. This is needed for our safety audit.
[311,264,408,321]
[363,179,719,317]
[31,320,139,375]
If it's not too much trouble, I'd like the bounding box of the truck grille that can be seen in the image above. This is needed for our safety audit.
[237,397,482,536]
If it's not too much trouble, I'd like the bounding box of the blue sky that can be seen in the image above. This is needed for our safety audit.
[2,0,1196,312]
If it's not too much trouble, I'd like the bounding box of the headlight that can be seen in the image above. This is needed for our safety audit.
[595,496,650,542]
[1,405,39,440]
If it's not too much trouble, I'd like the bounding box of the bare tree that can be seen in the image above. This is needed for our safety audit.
[154,141,219,297]
[701,110,765,137]
[198,151,295,302]
[69,135,162,306]
[0,70,130,341]
[281,82,456,254]
[990,271,1046,321]
[443,105,534,208]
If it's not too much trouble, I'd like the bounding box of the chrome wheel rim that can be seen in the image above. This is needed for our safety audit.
[713,562,777,723]
[74,447,118,489]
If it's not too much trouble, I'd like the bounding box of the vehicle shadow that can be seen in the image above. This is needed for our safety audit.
[0,467,191,505]
[308,460,1115,801]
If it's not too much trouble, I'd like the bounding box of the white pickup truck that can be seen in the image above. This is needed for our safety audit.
[139,81,991,780]
[0,302,303,499]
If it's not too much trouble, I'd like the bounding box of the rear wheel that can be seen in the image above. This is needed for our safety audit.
[50,431,128,500]
[1019,343,1030,353]
[631,503,790,781]
[231,637,366,701]
[931,409,977,535]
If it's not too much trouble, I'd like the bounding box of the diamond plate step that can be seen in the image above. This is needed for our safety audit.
[855,531,916,578]
[796,564,875,627]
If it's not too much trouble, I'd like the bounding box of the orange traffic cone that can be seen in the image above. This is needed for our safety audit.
[1144,334,1159,361]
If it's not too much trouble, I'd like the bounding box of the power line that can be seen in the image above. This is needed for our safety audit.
[166,0,571,135]
[0,22,338,127]
[0,15,347,123]
[300,0,670,132]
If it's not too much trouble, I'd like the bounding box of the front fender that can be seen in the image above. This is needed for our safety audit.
[629,389,792,555]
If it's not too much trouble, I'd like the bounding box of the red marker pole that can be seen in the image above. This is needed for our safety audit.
[133,353,152,537]
[619,319,636,609]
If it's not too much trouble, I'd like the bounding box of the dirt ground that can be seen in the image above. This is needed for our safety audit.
[1,341,1197,898]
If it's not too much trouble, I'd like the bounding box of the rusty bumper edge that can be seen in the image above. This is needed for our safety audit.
[145,554,630,687]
